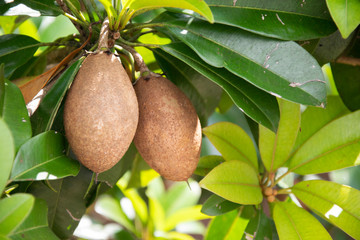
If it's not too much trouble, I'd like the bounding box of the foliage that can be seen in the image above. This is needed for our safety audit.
[1,0,360,239]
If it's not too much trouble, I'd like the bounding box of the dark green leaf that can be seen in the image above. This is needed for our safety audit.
[31,58,84,135]
[273,201,332,239]
[0,64,4,115]
[27,166,93,239]
[201,194,240,216]
[0,194,34,235]
[1,0,62,16]
[3,80,32,151]
[206,0,336,40]
[154,49,222,126]
[242,208,276,240]
[10,131,80,181]
[331,63,360,111]
[156,43,280,131]
[200,160,262,205]
[292,180,360,239]
[0,118,15,194]
[194,155,224,177]
[0,34,39,78]
[9,198,59,240]
[157,15,327,107]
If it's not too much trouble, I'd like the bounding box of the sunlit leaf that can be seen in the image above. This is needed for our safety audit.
[164,205,209,231]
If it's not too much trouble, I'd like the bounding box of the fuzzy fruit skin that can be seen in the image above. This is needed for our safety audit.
[134,76,202,181]
[64,51,138,173]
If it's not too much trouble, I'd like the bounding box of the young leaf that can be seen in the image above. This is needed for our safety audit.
[288,110,360,174]
[194,155,224,177]
[259,99,300,172]
[203,122,258,170]
[158,16,327,106]
[164,205,209,231]
[0,34,39,78]
[292,180,360,239]
[0,194,34,236]
[206,0,336,40]
[201,194,241,216]
[8,198,59,240]
[273,201,332,240]
[199,160,262,205]
[2,80,32,151]
[0,118,14,194]
[31,58,84,135]
[10,131,80,181]
[326,0,360,38]
[155,44,280,131]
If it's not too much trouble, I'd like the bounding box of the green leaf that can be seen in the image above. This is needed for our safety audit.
[158,15,327,106]
[242,208,276,240]
[1,0,62,16]
[205,207,253,240]
[201,194,240,216]
[2,80,32,151]
[0,193,34,235]
[288,110,360,174]
[326,0,360,38]
[154,49,222,126]
[95,194,136,233]
[206,0,336,40]
[0,118,15,194]
[126,153,159,189]
[0,34,39,78]
[194,155,224,177]
[10,131,80,181]
[164,205,209,231]
[273,201,332,240]
[27,167,93,239]
[199,160,262,205]
[31,58,84,135]
[331,63,360,111]
[155,43,280,131]
[0,64,4,115]
[259,99,300,172]
[203,122,258,170]
[292,180,360,239]
[127,0,214,23]
[9,199,59,240]
[294,96,349,151]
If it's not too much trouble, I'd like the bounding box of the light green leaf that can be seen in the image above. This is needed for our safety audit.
[0,118,14,194]
[292,180,360,239]
[273,201,331,240]
[259,99,300,172]
[164,205,209,231]
[149,197,166,231]
[0,194,34,235]
[194,155,224,177]
[203,122,258,170]
[288,110,360,174]
[200,160,262,205]
[326,0,360,38]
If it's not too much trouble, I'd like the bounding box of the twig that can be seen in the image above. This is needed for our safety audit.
[97,18,110,51]
[335,56,360,66]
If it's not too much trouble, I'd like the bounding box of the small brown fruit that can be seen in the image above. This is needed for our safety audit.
[134,75,202,181]
[64,51,138,173]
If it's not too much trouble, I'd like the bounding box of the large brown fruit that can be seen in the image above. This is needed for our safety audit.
[134,75,202,181]
[64,51,138,173]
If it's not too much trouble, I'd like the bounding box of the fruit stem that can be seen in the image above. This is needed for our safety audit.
[118,43,149,75]
[114,45,136,83]
[97,17,110,51]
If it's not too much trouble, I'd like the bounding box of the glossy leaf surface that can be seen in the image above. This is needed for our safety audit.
[200,161,262,205]
[0,194,34,235]
[0,118,14,194]
[206,0,336,40]
[158,16,327,106]
[0,34,39,78]
[288,110,360,174]
[259,99,300,172]
[156,44,280,131]
[326,0,360,38]
[2,80,31,151]
[10,131,80,181]
[31,58,83,135]
[201,194,240,216]
[9,199,59,240]
[292,180,360,239]
[203,122,258,170]
[1,0,62,16]
[273,201,332,240]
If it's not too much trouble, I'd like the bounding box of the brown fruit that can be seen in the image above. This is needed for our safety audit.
[64,51,138,173]
[134,75,202,181]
